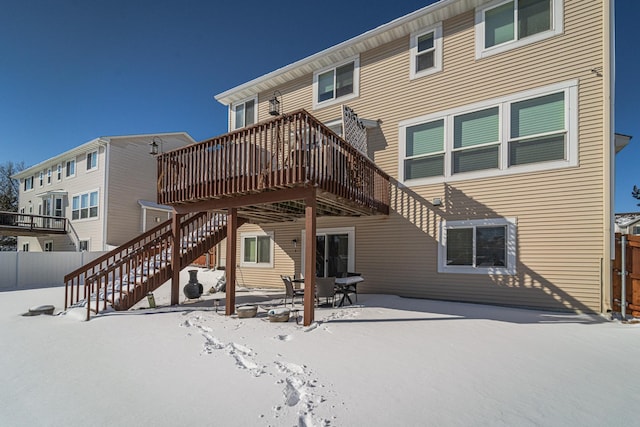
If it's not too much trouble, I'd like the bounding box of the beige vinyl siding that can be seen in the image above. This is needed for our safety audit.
[106,140,159,245]
[106,135,191,246]
[224,0,607,312]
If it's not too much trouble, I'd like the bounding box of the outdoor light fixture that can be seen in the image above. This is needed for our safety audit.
[269,90,282,116]
[432,197,442,206]
[149,136,163,156]
[292,238,298,248]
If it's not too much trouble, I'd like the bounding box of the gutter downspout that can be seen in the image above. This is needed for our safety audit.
[98,138,110,251]
[602,0,615,313]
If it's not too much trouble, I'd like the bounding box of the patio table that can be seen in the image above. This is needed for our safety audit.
[334,276,363,307]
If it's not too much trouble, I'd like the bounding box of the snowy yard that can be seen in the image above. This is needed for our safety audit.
[1,269,639,427]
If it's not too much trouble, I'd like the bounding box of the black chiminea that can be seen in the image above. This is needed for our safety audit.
[183,270,204,299]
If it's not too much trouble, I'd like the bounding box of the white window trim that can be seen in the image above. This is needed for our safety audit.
[398,80,578,186]
[312,56,360,110]
[79,239,90,252]
[71,188,100,222]
[410,22,443,80]
[86,150,98,172]
[475,0,564,59]
[300,226,356,275]
[56,164,62,181]
[439,217,517,275]
[24,176,34,192]
[240,231,274,268]
[66,159,76,178]
[39,171,44,187]
[46,168,52,185]
[230,96,258,131]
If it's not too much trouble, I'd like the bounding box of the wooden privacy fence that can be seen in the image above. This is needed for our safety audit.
[612,233,640,317]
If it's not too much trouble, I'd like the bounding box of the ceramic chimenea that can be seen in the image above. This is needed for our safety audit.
[183,270,204,299]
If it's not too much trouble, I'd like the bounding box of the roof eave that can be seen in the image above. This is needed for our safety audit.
[214,0,481,106]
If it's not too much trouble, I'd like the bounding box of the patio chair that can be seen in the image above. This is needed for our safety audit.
[315,277,336,307]
[281,275,304,307]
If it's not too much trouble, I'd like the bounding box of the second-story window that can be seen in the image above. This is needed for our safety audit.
[86,151,98,171]
[72,190,99,220]
[66,159,75,178]
[24,176,33,191]
[47,168,51,184]
[476,0,562,58]
[410,23,443,79]
[39,171,44,187]
[57,164,62,181]
[313,56,359,109]
[232,98,257,130]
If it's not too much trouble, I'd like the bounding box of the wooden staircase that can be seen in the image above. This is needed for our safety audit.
[64,211,234,320]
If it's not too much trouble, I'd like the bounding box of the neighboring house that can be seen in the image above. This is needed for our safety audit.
[615,213,640,235]
[12,133,194,252]
[204,0,617,314]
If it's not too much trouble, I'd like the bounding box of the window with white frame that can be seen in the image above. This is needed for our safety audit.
[232,97,257,130]
[66,159,75,177]
[47,168,52,184]
[439,218,516,275]
[44,241,53,252]
[79,240,89,251]
[24,176,33,191]
[22,243,29,252]
[313,57,359,109]
[410,23,443,79]
[86,151,98,171]
[241,232,273,267]
[57,164,62,181]
[399,80,577,185]
[476,0,563,58]
[72,190,99,220]
[39,171,44,187]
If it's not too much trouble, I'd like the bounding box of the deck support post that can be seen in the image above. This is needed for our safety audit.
[303,192,316,326]
[170,212,184,306]
[226,208,238,316]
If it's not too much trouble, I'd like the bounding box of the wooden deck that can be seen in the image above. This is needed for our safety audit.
[0,211,67,236]
[156,109,390,222]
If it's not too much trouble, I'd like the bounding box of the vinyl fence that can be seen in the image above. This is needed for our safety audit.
[0,252,106,291]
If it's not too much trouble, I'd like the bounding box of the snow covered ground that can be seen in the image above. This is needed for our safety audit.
[1,268,640,427]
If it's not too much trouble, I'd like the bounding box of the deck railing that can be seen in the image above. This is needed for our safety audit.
[0,211,67,234]
[64,211,227,319]
[157,109,390,214]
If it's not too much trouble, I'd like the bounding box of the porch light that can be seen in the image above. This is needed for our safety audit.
[269,90,282,116]
[149,136,162,156]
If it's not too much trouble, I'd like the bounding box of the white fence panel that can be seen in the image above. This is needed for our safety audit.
[0,252,107,290]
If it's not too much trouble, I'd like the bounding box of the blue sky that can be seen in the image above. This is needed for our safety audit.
[1,0,637,212]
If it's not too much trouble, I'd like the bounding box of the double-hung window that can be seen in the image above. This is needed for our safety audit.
[399,80,576,185]
[57,164,62,181]
[404,120,445,179]
[24,176,33,191]
[232,97,257,130]
[410,23,443,79]
[66,159,75,178]
[439,218,516,275]
[476,0,563,58]
[47,168,52,184]
[72,190,99,220]
[241,232,273,267]
[313,57,359,109]
[39,171,44,187]
[86,151,98,171]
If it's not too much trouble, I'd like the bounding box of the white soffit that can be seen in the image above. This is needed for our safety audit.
[215,0,482,106]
